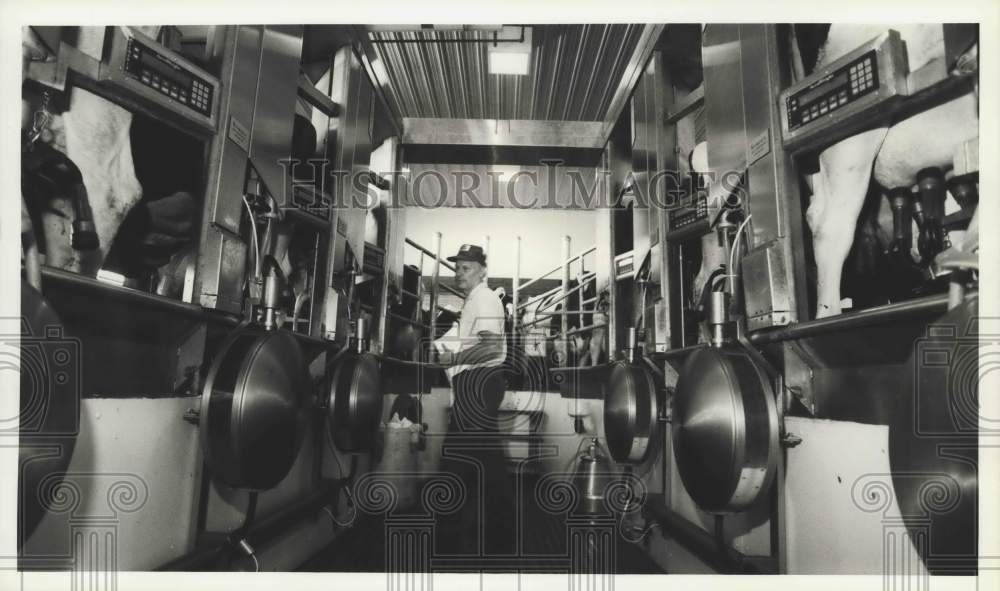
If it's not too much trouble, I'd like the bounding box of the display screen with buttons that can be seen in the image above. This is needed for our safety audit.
[668,195,708,232]
[123,38,214,118]
[785,50,879,132]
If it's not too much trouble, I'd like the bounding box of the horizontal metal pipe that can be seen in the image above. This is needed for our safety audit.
[517,267,560,292]
[748,294,950,345]
[518,245,597,293]
[516,245,596,292]
[380,355,447,370]
[387,311,430,330]
[547,322,607,340]
[532,273,596,315]
[520,315,551,329]
[40,266,239,326]
[405,237,431,257]
[404,238,456,272]
[644,501,763,574]
[648,344,706,361]
[245,485,337,545]
[516,285,563,311]
[438,283,463,298]
[157,483,337,571]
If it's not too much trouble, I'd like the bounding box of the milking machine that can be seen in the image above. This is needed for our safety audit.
[18,25,397,569]
[779,25,979,303]
[642,23,979,574]
[17,26,224,553]
[23,26,219,292]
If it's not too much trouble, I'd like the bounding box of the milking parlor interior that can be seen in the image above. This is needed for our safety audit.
[10,20,987,580]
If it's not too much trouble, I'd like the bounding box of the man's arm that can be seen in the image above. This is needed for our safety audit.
[440,330,504,366]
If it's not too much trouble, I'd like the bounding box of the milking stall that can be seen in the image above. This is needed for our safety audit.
[7,18,993,584]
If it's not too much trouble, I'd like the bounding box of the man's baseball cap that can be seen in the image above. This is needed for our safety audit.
[446,244,487,265]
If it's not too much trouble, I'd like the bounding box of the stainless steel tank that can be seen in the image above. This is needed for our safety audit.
[672,345,778,513]
[200,328,311,490]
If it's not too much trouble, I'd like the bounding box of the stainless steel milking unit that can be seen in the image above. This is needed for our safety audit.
[19,25,226,558]
[159,30,407,570]
[14,25,396,569]
[633,23,980,574]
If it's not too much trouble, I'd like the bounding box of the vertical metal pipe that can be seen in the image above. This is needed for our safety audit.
[430,232,442,340]
[562,235,571,366]
[513,235,521,346]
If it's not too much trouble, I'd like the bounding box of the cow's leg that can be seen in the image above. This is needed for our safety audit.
[589,321,606,366]
[807,128,888,318]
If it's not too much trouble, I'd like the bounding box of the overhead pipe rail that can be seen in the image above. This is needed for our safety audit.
[512,236,600,365]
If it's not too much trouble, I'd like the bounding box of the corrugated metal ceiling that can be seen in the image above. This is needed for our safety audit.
[367,25,646,121]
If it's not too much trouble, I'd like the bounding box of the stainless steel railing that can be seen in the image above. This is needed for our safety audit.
[512,236,600,365]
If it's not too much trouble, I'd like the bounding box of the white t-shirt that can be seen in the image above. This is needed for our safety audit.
[436,280,507,382]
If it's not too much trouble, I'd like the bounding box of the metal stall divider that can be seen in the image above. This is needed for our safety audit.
[512,234,603,395]
[379,233,459,393]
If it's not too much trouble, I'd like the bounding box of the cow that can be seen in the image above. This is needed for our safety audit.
[796,25,978,317]
[517,273,604,368]
[578,290,609,366]
[22,26,200,284]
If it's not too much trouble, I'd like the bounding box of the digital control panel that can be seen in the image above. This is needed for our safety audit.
[779,30,908,153]
[786,51,878,131]
[668,194,708,232]
[614,251,634,281]
[291,185,332,221]
[363,244,386,276]
[102,27,221,135]
[123,38,215,117]
[663,193,711,242]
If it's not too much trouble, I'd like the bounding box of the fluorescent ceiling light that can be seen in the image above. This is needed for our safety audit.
[487,25,532,76]
[488,52,530,76]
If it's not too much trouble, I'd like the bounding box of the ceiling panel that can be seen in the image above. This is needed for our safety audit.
[366,25,646,122]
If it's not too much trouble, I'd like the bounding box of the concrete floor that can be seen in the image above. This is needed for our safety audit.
[300,472,666,573]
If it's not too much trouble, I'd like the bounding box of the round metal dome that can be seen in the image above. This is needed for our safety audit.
[200,328,311,490]
[672,345,778,513]
[327,351,383,453]
[603,360,660,465]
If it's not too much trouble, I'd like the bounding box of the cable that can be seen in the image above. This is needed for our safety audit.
[614,470,660,544]
[323,500,357,528]
[617,500,659,544]
[727,214,753,292]
[241,194,262,291]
